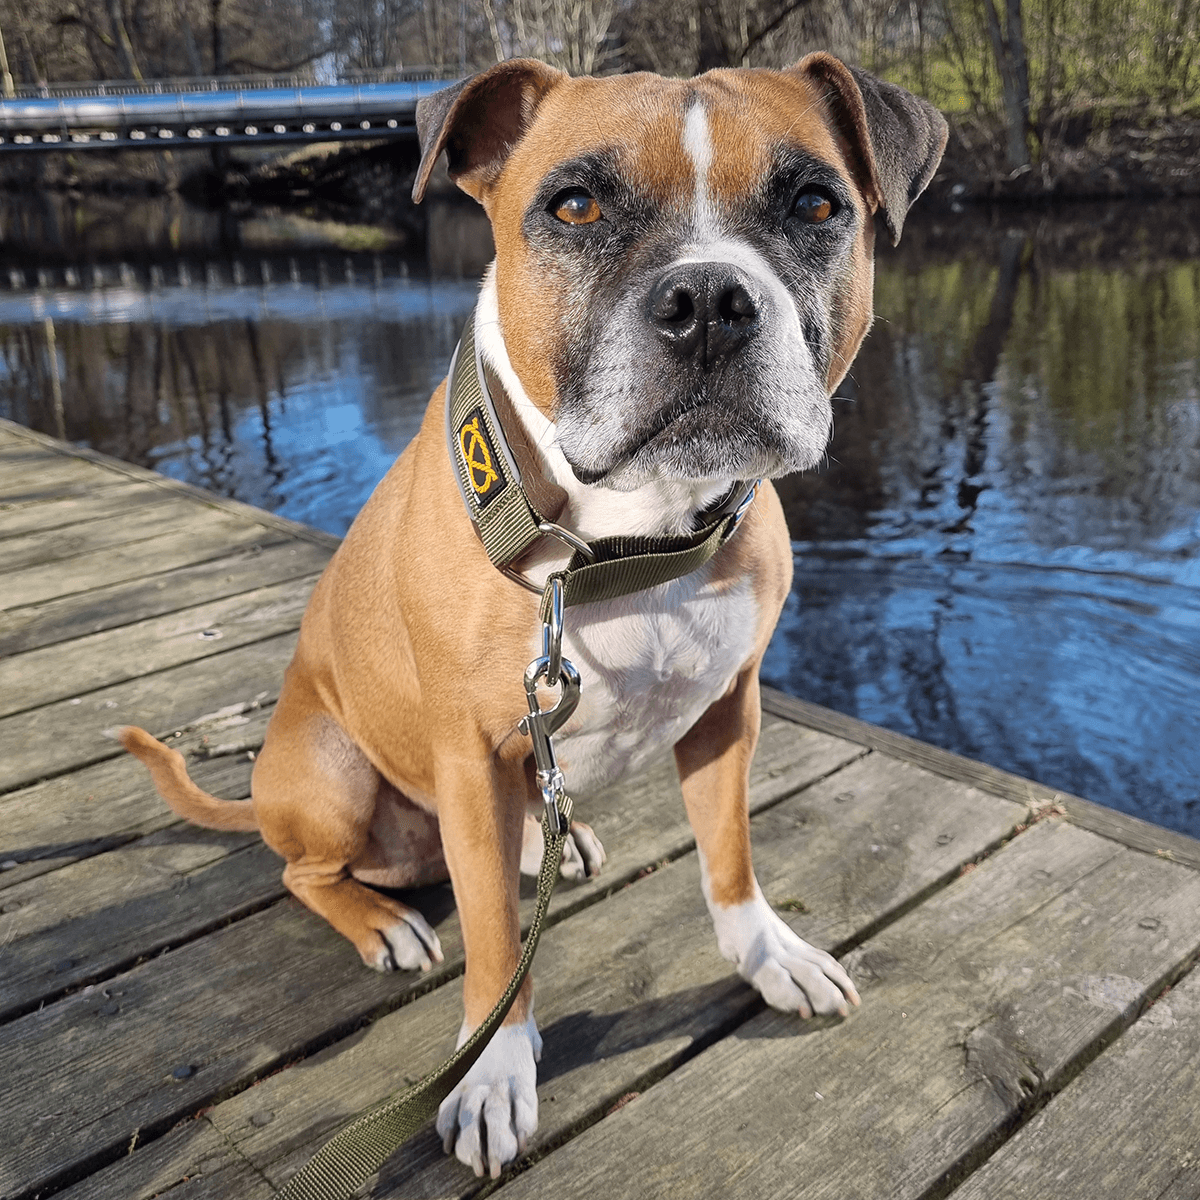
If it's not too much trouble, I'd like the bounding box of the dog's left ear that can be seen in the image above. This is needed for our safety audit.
[412,58,564,204]
[791,53,948,246]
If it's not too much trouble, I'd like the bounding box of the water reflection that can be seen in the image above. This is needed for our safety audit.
[0,264,477,533]
[768,203,1200,835]
[1,199,1198,836]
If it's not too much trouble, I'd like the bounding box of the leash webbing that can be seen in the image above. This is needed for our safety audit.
[275,795,573,1200]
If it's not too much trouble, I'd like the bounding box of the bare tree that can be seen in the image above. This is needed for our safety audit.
[982,0,1031,168]
[476,0,617,74]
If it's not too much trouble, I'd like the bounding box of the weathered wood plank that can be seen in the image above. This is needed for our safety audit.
[496,820,1200,1200]
[0,705,270,889]
[59,754,1027,1200]
[0,453,126,501]
[0,480,160,540]
[1,494,223,572]
[0,424,59,451]
[0,417,341,551]
[0,573,320,718]
[0,720,862,1199]
[952,964,1200,1200]
[2,511,289,612]
[0,539,331,657]
[0,473,129,507]
[230,755,1031,1199]
[763,686,1200,872]
[53,1118,276,1200]
[0,426,45,450]
[0,836,283,1022]
[0,632,298,794]
[0,898,430,1200]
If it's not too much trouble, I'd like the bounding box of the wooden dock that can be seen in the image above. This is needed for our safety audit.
[3,413,1199,1200]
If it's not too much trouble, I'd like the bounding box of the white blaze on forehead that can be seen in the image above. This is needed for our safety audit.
[682,98,717,235]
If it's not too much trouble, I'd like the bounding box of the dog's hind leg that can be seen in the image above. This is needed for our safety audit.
[253,690,444,973]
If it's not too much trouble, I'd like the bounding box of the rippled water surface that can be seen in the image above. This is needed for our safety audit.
[3,196,1198,835]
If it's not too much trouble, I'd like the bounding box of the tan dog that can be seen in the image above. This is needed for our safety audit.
[121,54,946,1179]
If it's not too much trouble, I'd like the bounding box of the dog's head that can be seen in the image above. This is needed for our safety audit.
[414,57,946,492]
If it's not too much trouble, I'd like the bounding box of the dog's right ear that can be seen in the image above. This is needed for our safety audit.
[412,59,563,204]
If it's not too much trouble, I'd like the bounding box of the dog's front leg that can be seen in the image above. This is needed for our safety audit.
[434,752,541,1178]
[675,668,860,1018]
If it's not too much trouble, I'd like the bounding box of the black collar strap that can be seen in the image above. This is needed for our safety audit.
[445,308,758,617]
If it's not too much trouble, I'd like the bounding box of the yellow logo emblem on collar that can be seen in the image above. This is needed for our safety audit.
[459,413,501,499]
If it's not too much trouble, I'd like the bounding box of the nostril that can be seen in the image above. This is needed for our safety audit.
[652,286,695,326]
[718,285,756,324]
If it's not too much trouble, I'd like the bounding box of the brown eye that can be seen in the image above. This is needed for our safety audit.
[553,190,602,225]
[793,190,834,224]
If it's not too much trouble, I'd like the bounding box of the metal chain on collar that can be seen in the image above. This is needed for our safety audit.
[274,578,579,1200]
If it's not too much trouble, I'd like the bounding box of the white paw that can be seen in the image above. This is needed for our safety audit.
[370,911,444,973]
[520,815,606,881]
[437,1012,542,1178]
[710,893,860,1018]
[560,820,606,881]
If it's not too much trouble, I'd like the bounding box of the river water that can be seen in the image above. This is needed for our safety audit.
[2,193,1198,836]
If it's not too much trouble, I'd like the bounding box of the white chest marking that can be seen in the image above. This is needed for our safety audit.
[546,565,759,797]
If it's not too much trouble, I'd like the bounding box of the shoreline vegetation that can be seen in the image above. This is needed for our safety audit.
[1,0,1197,210]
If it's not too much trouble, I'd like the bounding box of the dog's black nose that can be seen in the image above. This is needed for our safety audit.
[647,264,760,365]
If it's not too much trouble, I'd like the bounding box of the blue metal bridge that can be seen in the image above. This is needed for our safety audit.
[0,71,457,153]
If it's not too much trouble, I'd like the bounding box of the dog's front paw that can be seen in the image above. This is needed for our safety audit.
[711,895,860,1018]
[520,814,606,881]
[437,1013,542,1178]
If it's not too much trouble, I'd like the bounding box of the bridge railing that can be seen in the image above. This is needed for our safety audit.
[9,66,461,100]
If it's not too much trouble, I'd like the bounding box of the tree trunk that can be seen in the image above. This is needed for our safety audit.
[695,0,729,72]
[210,0,224,74]
[105,0,143,80]
[983,0,1030,170]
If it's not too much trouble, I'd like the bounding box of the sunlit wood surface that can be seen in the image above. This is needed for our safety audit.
[2,415,1198,1200]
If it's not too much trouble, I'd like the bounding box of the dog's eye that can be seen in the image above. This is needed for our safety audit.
[552,190,602,225]
[793,190,836,224]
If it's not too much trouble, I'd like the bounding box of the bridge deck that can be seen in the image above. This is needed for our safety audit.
[2,415,1198,1200]
[0,79,448,153]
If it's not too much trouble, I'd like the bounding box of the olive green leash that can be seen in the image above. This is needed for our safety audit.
[276,310,758,1197]
[274,795,572,1200]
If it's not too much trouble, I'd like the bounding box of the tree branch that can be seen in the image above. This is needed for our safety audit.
[741,0,816,59]
[221,44,338,73]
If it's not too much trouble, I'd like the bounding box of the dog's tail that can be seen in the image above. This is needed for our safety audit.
[118,726,259,832]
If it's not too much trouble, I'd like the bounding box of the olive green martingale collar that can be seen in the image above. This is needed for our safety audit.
[445,307,759,617]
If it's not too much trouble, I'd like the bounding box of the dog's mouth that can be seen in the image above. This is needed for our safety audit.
[566,393,721,485]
